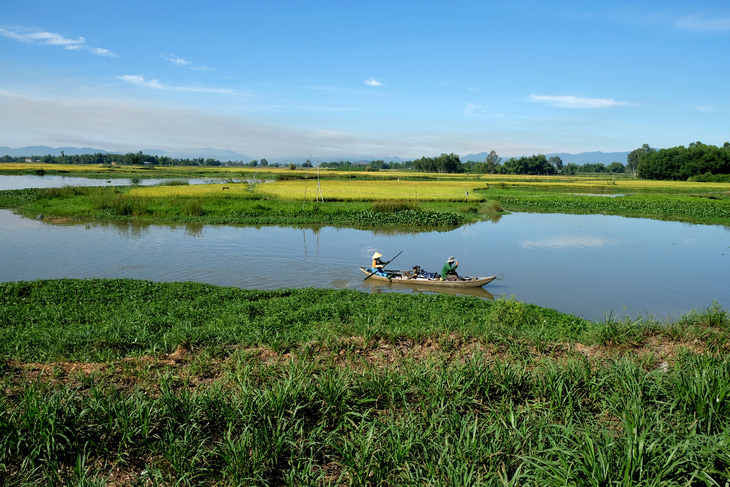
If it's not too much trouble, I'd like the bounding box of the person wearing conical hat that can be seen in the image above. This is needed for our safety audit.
[371,252,385,269]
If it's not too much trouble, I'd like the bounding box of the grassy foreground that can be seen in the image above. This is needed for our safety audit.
[2,279,730,485]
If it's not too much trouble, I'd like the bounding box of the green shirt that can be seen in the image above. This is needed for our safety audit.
[441,261,458,276]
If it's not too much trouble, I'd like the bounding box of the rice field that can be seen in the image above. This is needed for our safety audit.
[128,179,489,202]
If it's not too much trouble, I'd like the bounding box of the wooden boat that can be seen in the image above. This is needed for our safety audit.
[359,267,496,288]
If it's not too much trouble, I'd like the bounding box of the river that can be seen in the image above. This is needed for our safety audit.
[1,175,728,321]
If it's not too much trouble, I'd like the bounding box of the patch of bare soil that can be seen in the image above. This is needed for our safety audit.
[5,335,714,394]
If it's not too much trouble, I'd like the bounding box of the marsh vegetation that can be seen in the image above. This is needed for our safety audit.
[1,166,729,227]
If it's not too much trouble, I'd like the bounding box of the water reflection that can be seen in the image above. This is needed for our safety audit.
[86,220,206,239]
[363,280,496,300]
[520,235,611,249]
[0,174,213,190]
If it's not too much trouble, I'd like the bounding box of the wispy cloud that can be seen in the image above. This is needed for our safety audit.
[118,75,237,94]
[675,13,730,32]
[464,102,484,116]
[162,54,214,71]
[364,78,384,87]
[521,235,609,249]
[0,26,117,57]
[529,94,627,109]
[697,105,714,112]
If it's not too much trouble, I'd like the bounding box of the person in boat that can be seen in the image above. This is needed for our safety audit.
[440,256,460,281]
[370,252,390,277]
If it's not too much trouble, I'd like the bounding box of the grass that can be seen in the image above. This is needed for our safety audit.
[0,185,478,230]
[1,279,729,485]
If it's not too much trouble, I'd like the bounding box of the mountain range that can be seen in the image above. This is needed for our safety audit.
[1,146,630,165]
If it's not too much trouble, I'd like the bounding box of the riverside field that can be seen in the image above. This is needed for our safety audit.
[2,164,730,484]
[1,164,730,227]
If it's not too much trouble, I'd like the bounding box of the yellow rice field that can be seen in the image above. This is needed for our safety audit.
[257,180,488,201]
[128,180,489,202]
[4,162,728,194]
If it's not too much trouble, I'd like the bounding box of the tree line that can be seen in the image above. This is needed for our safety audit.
[634,142,730,181]
[6,142,728,181]
[0,151,279,168]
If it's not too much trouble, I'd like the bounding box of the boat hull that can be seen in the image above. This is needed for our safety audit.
[359,267,496,288]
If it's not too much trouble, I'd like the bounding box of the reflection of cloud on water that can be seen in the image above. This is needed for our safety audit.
[521,235,609,249]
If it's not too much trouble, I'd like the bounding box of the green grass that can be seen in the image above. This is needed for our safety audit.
[491,192,730,225]
[0,186,475,230]
[1,279,729,485]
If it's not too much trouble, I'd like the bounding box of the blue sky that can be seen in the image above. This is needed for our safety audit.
[1,0,729,160]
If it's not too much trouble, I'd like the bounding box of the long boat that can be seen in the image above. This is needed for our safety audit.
[359,267,496,288]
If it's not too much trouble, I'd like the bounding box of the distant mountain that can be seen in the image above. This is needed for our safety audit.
[461,151,630,165]
[0,145,252,162]
[269,155,406,165]
[139,148,252,162]
[0,146,113,157]
[2,145,628,166]
[544,151,630,165]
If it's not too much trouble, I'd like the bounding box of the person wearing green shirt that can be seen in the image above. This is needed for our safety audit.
[440,256,460,281]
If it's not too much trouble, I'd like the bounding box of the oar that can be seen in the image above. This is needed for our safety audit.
[363,250,403,281]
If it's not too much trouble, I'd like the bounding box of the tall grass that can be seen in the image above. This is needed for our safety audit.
[1,279,729,484]
[3,353,730,485]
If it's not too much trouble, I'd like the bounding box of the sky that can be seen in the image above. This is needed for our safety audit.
[1,0,729,160]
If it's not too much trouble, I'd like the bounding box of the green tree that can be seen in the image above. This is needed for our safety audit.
[548,156,563,174]
[260,158,269,167]
[606,162,625,173]
[627,144,653,177]
[485,150,501,173]
[637,142,730,180]
[503,154,551,175]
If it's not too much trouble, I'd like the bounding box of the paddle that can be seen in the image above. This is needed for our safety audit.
[363,250,403,281]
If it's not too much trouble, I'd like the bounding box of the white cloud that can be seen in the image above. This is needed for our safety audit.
[163,54,214,71]
[697,105,714,112]
[118,75,237,94]
[464,102,484,116]
[364,78,384,87]
[0,26,117,57]
[529,94,627,109]
[675,14,730,32]
[165,54,193,66]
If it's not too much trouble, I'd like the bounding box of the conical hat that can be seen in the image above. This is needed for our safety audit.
[372,252,383,259]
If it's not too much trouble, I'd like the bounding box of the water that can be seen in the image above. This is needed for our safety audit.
[1,175,728,321]
[0,174,213,190]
